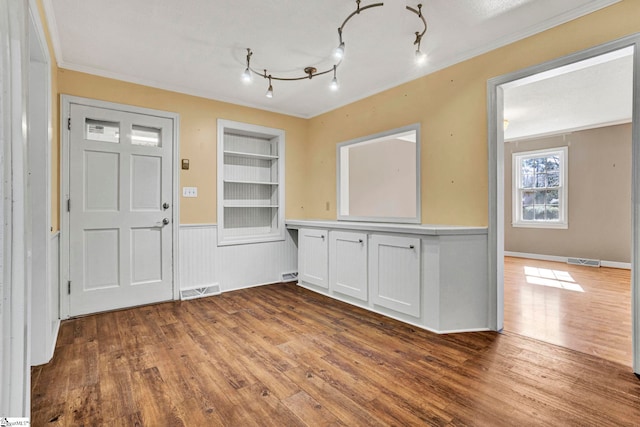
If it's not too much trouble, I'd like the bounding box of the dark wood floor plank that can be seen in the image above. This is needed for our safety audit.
[282,389,343,426]
[32,282,640,426]
[284,365,389,427]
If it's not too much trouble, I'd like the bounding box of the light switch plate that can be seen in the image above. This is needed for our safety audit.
[183,187,198,197]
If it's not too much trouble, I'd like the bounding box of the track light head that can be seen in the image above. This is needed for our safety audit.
[333,42,345,60]
[242,67,252,83]
[266,76,274,98]
[330,65,339,91]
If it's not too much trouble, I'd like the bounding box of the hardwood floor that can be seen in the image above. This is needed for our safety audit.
[32,283,640,426]
[504,256,632,367]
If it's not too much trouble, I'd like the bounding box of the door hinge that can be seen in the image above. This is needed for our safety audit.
[67,281,71,295]
[67,117,71,130]
[67,198,71,212]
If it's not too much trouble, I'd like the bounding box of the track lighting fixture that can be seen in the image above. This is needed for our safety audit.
[265,76,273,98]
[241,1,428,98]
[242,49,253,83]
[410,4,427,65]
[242,67,252,83]
[330,65,339,91]
[333,39,345,60]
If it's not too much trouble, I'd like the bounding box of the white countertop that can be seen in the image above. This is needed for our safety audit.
[285,219,487,236]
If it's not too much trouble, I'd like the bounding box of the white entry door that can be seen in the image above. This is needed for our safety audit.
[68,104,174,316]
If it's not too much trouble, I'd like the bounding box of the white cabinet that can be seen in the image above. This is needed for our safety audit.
[370,234,421,317]
[217,120,285,246]
[288,220,490,333]
[298,228,329,288]
[329,231,368,301]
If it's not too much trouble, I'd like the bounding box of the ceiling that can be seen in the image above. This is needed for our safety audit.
[43,0,620,118]
[504,46,633,141]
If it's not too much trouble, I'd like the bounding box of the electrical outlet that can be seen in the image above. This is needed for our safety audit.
[182,187,198,197]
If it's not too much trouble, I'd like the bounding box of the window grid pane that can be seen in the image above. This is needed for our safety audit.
[514,148,566,226]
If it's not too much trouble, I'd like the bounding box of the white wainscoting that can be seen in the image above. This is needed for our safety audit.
[50,232,60,351]
[31,232,60,366]
[179,224,298,294]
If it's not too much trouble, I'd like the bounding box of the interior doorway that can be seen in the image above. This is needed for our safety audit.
[487,35,640,374]
[500,48,633,366]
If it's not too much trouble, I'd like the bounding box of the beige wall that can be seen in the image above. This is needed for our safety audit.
[505,124,632,263]
[43,1,640,229]
[304,0,640,225]
[36,0,59,232]
[349,139,416,218]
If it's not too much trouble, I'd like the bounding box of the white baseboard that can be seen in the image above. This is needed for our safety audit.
[297,281,490,335]
[504,251,631,270]
[601,260,632,269]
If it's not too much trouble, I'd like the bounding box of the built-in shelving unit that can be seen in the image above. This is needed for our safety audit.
[217,119,285,246]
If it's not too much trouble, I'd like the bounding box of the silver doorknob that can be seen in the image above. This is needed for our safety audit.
[163,202,170,210]
[162,218,170,225]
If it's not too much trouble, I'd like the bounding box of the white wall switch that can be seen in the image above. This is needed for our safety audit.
[183,187,198,197]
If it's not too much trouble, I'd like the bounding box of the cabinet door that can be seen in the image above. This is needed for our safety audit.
[370,235,421,317]
[298,228,329,289]
[329,231,368,301]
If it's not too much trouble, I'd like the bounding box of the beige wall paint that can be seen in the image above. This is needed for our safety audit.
[36,0,59,232]
[505,124,632,263]
[305,0,640,225]
[56,69,308,225]
[44,1,640,228]
[349,139,416,218]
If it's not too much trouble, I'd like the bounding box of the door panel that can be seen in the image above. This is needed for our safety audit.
[370,234,421,317]
[330,231,368,301]
[131,227,162,284]
[85,151,119,211]
[298,228,329,289]
[131,155,161,210]
[84,228,119,290]
[69,104,173,316]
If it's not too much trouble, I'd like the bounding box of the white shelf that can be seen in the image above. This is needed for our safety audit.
[218,119,285,246]
[223,150,278,160]
[224,179,278,186]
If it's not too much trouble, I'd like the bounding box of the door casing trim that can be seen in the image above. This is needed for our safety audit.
[487,33,640,373]
[59,95,180,318]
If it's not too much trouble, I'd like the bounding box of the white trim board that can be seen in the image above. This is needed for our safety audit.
[296,282,491,335]
[504,251,631,270]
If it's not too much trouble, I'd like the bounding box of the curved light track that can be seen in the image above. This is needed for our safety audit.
[242,1,428,96]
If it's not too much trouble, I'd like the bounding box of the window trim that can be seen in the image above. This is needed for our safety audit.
[512,146,568,229]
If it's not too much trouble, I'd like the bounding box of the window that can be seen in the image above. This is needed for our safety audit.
[512,147,568,228]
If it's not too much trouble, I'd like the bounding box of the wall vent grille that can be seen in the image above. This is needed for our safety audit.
[282,272,298,282]
[180,284,221,300]
[567,257,601,267]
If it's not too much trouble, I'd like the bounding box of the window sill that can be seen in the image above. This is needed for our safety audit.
[512,222,568,230]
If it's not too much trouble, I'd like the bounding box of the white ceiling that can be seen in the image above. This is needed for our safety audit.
[504,47,633,141]
[43,0,620,118]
